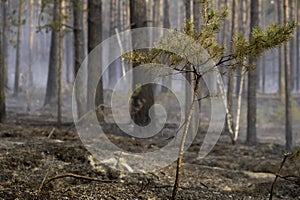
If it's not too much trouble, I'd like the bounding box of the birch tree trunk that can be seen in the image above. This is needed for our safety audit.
[226,0,237,144]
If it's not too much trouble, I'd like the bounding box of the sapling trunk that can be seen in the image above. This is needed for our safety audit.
[172,76,200,200]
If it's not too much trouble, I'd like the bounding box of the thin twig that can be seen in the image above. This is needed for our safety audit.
[37,170,50,196]
[43,173,116,186]
[269,153,291,200]
[47,128,56,138]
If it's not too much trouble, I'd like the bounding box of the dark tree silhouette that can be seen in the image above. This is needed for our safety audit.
[129,0,155,126]
[247,0,259,145]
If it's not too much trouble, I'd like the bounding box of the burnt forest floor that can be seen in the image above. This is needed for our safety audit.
[0,110,300,200]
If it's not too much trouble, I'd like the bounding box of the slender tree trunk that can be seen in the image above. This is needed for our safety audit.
[57,0,64,127]
[185,0,191,20]
[74,0,86,117]
[184,0,194,125]
[153,0,161,28]
[226,0,237,144]
[193,0,201,31]
[0,25,5,122]
[88,0,103,111]
[14,0,24,96]
[44,0,60,106]
[163,0,170,28]
[277,0,285,99]
[289,0,296,92]
[28,0,34,87]
[246,0,259,145]
[108,0,121,89]
[297,0,300,91]
[161,0,171,93]
[261,54,266,93]
[65,0,73,83]
[172,77,200,200]
[260,0,266,93]
[1,0,8,89]
[284,0,293,150]
[235,0,244,96]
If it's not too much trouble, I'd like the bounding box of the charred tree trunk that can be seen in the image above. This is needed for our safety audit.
[88,0,103,111]
[44,0,60,106]
[246,0,259,145]
[130,0,154,126]
[73,0,86,117]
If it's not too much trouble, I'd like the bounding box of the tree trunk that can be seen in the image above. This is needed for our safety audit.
[28,0,34,87]
[226,0,237,144]
[57,0,64,127]
[185,0,191,20]
[288,0,298,91]
[163,0,170,29]
[260,0,266,93]
[1,0,8,89]
[235,0,246,96]
[277,0,285,99]
[44,0,60,106]
[108,0,121,89]
[153,0,161,28]
[161,0,171,93]
[130,0,154,126]
[297,0,300,91]
[193,0,201,31]
[65,0,73,83]
[0,25,5,122]
[73,0,86,117]
[184,0,194,129]
[289,0,296,91]
[246,0,259,145]
[88,0,103,111]
[14,0,24,96]
[284,0,293,150]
